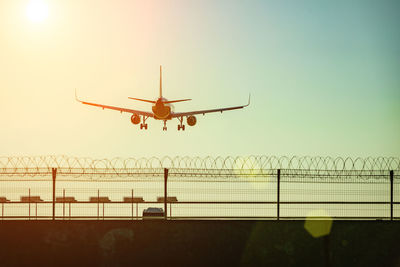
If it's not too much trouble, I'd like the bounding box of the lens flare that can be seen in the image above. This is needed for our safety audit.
[304,209,333,238]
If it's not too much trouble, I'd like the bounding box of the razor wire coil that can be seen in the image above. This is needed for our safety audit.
[0,155,398,178]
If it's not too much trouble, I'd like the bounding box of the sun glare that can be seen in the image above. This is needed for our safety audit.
[26,0,49,23]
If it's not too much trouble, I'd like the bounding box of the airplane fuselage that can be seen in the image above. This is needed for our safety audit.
[152,98,172,120]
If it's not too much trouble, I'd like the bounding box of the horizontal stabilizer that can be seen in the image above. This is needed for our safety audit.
[163,99,192,104]
[128,97,156,104]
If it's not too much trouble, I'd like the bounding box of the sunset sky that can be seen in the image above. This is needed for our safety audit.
[0,0,399,158]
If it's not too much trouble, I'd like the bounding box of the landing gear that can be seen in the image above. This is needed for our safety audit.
[140,116,148,130]
[163,120,167,131]
[177,116,185,131]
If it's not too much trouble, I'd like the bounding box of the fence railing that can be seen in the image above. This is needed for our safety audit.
[0,155,399,220]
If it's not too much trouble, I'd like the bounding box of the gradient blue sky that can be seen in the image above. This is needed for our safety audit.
[0,0,399,158]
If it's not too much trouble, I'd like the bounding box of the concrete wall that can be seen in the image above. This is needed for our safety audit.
[0,220,399,266]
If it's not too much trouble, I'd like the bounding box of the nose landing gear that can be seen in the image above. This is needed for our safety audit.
[163,120,167,131]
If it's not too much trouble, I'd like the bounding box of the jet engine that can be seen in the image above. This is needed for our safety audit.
[130,114,141,125]
[187,115,197,126]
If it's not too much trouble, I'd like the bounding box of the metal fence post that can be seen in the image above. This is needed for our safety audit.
[164,168,168,220]
[131,189,134,220]
[28,188,31,220]
[97,189,99,220]
[277,169,281,221]
[52,168,57,221]
[63,189,65,219]
[390,170,394,221]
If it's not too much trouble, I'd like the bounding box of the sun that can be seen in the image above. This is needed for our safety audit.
[26,0,49,23]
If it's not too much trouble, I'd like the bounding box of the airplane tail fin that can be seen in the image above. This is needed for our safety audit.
[160,65,162,98]
[159,65,191,104]
[128,66,162,104]
[128,66,191,104]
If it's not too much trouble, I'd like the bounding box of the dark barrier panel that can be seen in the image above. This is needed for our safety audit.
[0,221,399,266]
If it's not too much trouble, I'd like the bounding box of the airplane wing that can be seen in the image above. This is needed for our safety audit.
[171,95,250,118]
[76,91,154,117]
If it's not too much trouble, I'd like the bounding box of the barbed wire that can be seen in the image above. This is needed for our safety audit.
[0,155,399,174]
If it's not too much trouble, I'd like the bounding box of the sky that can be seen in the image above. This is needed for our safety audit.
[0,0,399,159]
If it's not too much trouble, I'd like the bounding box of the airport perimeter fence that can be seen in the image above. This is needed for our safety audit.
[0,156,399,220]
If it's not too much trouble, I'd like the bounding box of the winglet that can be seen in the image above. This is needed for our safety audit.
[75,89,82,103]
[246,93,251,107]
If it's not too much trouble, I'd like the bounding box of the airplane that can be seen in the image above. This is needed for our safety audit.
[75,66,250,131]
